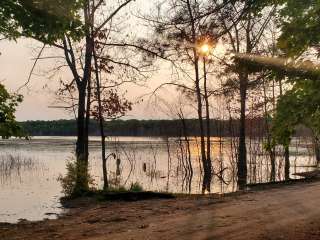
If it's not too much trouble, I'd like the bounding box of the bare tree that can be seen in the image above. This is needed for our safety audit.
[143,0,235,193]
[208,1,277,189]
[56,0,136,194]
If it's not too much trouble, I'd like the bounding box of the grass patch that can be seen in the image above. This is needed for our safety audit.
[129,182,144,192]
[61,180,174,203]
[61,189,175,206]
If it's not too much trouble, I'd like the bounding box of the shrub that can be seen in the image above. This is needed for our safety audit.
[129,182,143,192]
[58,159,95,197]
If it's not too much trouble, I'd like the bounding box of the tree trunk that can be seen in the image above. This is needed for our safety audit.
[279,78,290,180]
[93,55,107,190]
[74,9,94,194]
[270,152,276,182]
[180,112,193,193]
[93,50,108,190]
[237,68,248,190]
[84,74,91,162]
[195,66,210,193]
[262,78,276,182]
[186,0,211,193]
[284,146,290,180]
[75,84,89,194]
[203,57,212,190]
[314,136,320,166]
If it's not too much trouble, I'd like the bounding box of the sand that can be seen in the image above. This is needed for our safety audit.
[1,181,320,240]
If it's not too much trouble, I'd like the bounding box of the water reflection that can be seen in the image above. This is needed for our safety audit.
[0,136,317,223]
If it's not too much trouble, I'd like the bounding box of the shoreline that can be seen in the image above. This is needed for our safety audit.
[2,179,320,240]
[2,177,319,225]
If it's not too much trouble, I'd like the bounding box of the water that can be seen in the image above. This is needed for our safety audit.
[0,136,317,223]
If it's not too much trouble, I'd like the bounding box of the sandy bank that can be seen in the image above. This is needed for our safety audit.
[1,181,320,240]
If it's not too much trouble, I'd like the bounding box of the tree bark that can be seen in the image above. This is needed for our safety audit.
[279,78,290,180]
[195,58,210,193]
[263,78,276,182]
[313,136,320,166]
[284,146,290,180]
[93,48,109,190]
[186,0,211,193]
[203,57,212,189]
[237,68,248,190]
[179,112,193,193]
[74,83,89,193]
[73,2,94,194]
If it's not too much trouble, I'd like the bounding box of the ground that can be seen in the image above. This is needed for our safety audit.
[1,181,320,240]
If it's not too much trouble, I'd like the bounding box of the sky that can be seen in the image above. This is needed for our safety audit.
[0,0,227,122]
[0,0,175,121]
[0,38,175,121]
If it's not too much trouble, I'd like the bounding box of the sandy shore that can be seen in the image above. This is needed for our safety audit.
[1,181,320,240]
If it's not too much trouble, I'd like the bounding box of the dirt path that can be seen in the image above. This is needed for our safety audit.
[1,182,320,240]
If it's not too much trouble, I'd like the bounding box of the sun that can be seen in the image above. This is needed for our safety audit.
[200,44,210,55]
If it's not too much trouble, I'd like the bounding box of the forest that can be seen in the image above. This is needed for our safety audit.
[1,0,320,239]
[19,119,312,137]
[19,118,266,136]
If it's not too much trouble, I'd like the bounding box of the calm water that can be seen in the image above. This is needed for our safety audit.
[0,136,317,223]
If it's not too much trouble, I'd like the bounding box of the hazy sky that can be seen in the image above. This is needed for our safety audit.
[0,0,227,122]
[0,1,175,121]
[0,38,176,121]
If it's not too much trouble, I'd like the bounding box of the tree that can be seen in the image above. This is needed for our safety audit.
[56,0,141,195]
[241,0,320,169]
[56,0,157,194]
[0,83,23,138]
[2,0,146,195]
[0,1,80,139]
[273,78,320,165]
[210,0,277,188]
[0,0,83,42]
[147,0,229,193]
[277,0,320,58]
[0,0,87,195]
[92,48,133,189]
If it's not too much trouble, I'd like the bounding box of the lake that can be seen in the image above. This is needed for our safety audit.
[0,136,317,223]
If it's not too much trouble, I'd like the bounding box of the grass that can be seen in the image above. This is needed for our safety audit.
[129,182,144,192]
[0,154,37,181]
[61,179,174,203]
[61,189,175,206]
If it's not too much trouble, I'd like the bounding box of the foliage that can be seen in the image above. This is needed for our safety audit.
[0,0,83,42]
[0,1,83,139]
[105,185,127,192]
[129,182,143,192]
[269,0,320,144]
[241,1,320,146]
[58,159,95,197]
[91,89,132,120]
[272,77,320,146]
[0,84,24,138]
[102,182,143,193]
[277,0,320,57]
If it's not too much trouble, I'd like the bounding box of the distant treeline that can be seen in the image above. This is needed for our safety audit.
[19,119,311,137]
